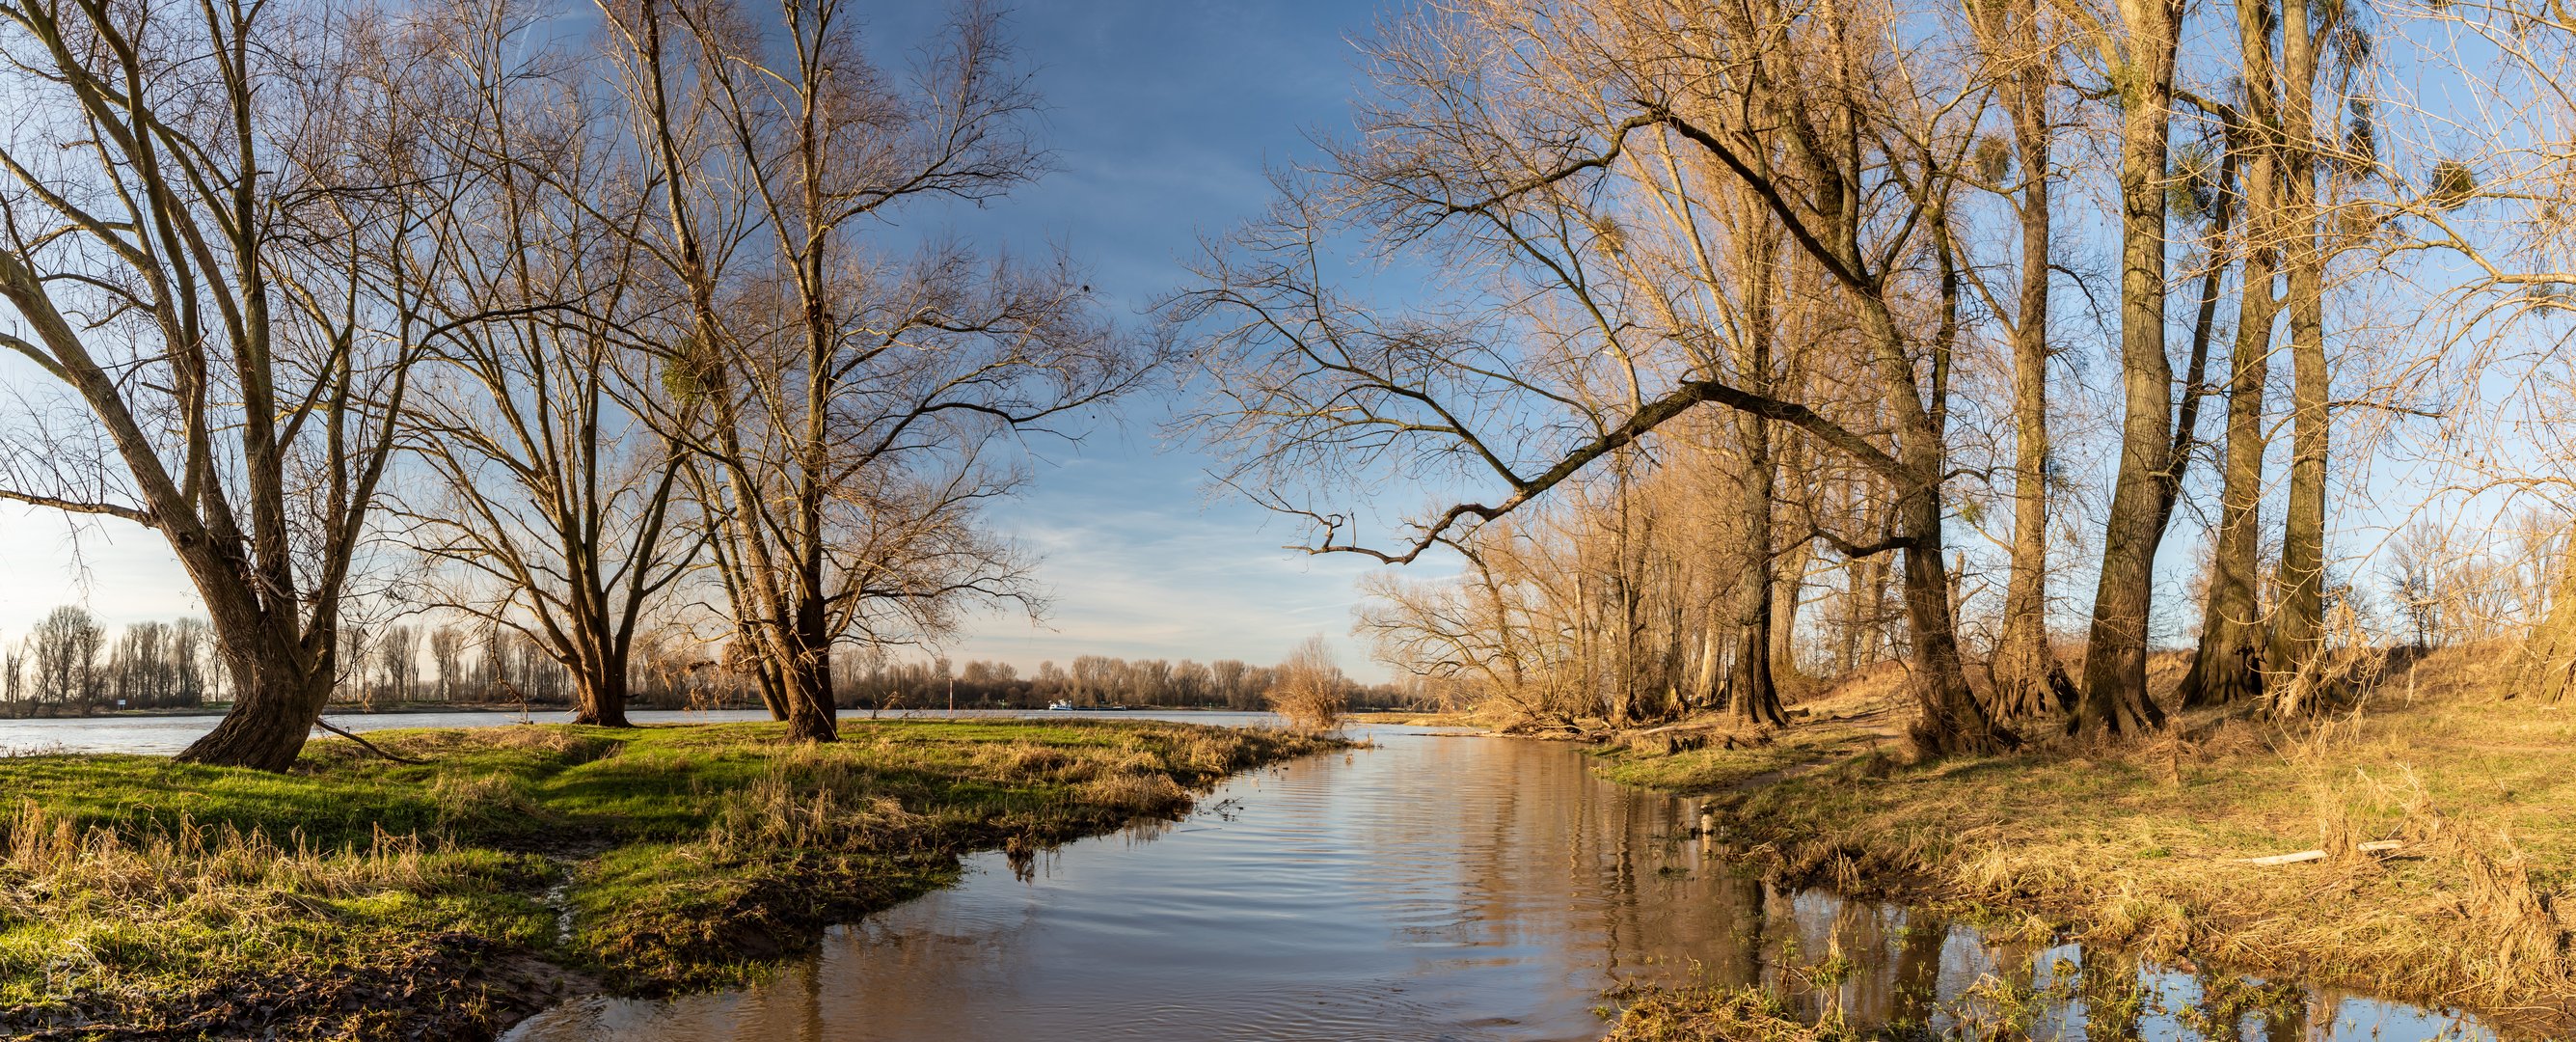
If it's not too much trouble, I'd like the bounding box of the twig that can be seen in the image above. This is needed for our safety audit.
[315,719,430,764]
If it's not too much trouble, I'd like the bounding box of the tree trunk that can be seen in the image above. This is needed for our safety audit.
[783,591,838,742]
[2181,67,2279,709]
[1770,525,1811,681]
[1734,418,1787,727]
[1992,189,2054,720]
[1900,521,2017,755]
[2267,0,2330,691]
[2074,0,2180,737]
[1856,553,1889,670]
[574,659,635,728]
[176,624,332,772]
[1990,0,2054,723]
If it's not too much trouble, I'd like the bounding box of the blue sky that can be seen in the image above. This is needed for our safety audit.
[4,0,2540,682]
[0,1,1408,678]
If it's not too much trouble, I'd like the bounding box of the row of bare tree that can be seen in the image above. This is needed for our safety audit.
[0,608,218,716]
[837,648,1415,711]
[0,0,1142,768]
[1169,0,2576,747]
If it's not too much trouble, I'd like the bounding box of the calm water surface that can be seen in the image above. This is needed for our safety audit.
[493,727,2502,1042]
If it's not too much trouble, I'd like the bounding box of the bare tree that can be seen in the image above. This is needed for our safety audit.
[2067,0,2183,736]
[427,624,467,702]
[1173,0,2019,754]
[27,606,101,710]
[2262,0,2356,690]
[0,2,472,767]
[1965,0,2066,723]
[595,0,1141,743]
[395,2,696,727]
[2175,14,2285,711]
[1266,634,1347,732]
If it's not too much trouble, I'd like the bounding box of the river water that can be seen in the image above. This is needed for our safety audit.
[456,723,2502,1042]
[0,706,1200,755]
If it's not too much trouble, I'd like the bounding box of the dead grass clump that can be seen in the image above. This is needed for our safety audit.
[1073,771,1191,817]
[707,758,932,854]
[2396,803,2573,987]
[1603,984,1859,1042]
[1,802,433,901]
[433,772,539,827]
[981,741,1072,782]
[1174,730,1261,775]
[2402,641,2520,702]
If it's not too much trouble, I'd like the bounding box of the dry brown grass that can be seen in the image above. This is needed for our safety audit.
[2,801,439,902]
[1614,644,2576,1033]
[1603,985,1859,1042]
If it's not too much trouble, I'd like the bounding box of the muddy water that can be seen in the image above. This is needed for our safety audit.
[502,727,2499,1042]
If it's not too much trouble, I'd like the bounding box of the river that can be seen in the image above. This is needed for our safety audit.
[450,721,2498,1042]
[0,706,1217,755]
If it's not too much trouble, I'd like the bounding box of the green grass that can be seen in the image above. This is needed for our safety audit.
[0,718,1336,1040]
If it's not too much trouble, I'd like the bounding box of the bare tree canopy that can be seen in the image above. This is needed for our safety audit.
[1170,0,2019,754]
[597,0,1152,742]
[0,0,487,768]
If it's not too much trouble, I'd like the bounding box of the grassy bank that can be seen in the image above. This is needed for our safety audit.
[1590,648,2576,1037]
[1603,986,1857,1042]
[0,718,1334,1040]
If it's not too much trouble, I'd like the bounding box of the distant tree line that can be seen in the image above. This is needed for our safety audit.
[835,652,1423,711]
[4,604,1414,718]
[1,608,219,717]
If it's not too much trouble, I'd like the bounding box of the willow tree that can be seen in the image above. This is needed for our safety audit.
[597,0,1139,742]
[0,2,456,769]
[1174,0,2019,754]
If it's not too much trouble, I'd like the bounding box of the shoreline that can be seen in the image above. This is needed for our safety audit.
[1579,653,2576,1039]
[0,718,1341,1040]
[1,703,1300,723]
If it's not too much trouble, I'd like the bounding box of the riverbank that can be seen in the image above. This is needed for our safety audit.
[1587,647,2576,1036]
[0,718,1335,1040]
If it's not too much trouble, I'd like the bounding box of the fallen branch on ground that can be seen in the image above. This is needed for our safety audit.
[2237,839,2401,865]
[313,720,430,764]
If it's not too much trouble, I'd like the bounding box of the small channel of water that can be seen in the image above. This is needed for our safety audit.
[491,725,2499,1042]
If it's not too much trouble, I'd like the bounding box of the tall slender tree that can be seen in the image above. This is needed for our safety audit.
[2071,0,2183,736]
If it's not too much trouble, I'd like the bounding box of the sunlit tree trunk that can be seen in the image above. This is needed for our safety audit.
[2074,0,2181,736]
[2181,12,2282,708]
[2267,0,2333,692]
[1973,0,2059,725]
[1733,416,1787,727]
